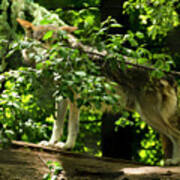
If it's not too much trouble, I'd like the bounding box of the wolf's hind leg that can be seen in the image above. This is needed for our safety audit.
[165,137,180,165]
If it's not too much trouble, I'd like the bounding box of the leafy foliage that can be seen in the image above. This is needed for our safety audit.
[43,161,63,180]
[0,0,179,165]
[124,0,179,39]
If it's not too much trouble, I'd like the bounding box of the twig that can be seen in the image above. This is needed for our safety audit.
[38,154,49,169]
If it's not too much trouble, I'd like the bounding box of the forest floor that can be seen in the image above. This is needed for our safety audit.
[0,141,67,180]
[0,141,180,180]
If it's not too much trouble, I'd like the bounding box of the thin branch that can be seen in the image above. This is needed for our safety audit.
[77,47,180,77]
[38,154,49,169]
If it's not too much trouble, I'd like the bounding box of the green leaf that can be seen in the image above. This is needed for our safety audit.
[43,31,54,40]
[75,71,86,77]
[136,31,144,39]
[110,23,122,28]
[36,62,44,69]
[138,58,148,64]
[154,59,164,69]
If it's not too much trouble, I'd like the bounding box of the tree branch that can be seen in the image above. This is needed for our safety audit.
[17,1,180,77]
[71,46,180,77]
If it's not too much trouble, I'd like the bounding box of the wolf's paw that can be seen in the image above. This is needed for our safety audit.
[39,140,73,150]
[55,142,73,150]
[39,140,55,147]
[165,157,180,166]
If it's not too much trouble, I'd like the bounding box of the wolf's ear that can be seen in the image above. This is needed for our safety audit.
[16,18,34,29]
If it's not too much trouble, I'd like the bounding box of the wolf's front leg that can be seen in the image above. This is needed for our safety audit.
[39,99,68,147]
[56,101,80,150]
[50,99,68,144]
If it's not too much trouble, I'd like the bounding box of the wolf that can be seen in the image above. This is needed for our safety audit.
[17,18,180,165]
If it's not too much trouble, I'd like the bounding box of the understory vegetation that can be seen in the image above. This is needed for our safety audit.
[0,0,180,166]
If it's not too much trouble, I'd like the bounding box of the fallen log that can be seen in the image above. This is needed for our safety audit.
[3,141,178,180]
